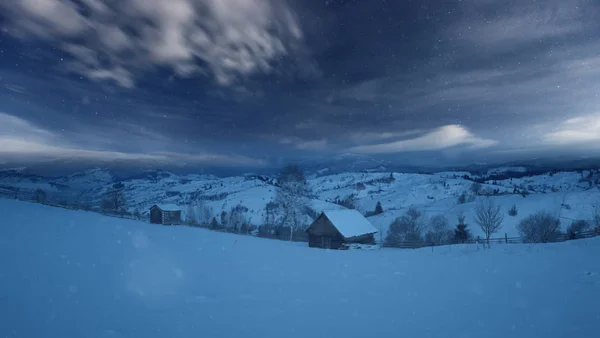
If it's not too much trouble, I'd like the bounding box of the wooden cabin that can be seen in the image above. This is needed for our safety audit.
[306,209,378,249]
[149,204,182,225]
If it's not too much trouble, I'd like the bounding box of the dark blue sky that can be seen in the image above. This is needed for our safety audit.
[1,0,599,170]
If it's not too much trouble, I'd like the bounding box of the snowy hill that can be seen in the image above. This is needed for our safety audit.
[0,199,599,338]
[1,167,599,239]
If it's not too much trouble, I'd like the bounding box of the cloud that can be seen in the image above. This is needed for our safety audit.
[0,112,57,143]
[279,137,328,150]
[0,0,307,87]
[347,130,424,143]
[348,125,497,154]
[543,114,600,145]
[0,112,265,167]
[452,0,589,49]
[4,84,27,94]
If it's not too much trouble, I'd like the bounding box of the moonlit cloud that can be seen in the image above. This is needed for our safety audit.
[0,112,57,143]
[0,0,306,87]
[0,112,265,167]
[348,125,497,154]
[543,114,600,145]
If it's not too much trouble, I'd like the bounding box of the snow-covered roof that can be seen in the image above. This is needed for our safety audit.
[151,204,181,211]
[322,209,378,239]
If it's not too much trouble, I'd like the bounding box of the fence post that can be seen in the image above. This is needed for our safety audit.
[505,233,508,243]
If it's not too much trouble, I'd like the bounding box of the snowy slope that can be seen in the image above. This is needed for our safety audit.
[368,190,600,239]
[1,199,599,338]
[1,168,599,239]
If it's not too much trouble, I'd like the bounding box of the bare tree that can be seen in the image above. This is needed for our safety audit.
[101,188,126,215]
[425,214,452,245]
[474,197,504,246]
[228,204,249,232]
[276,165,311,241]
[186,204,197,225]
[195,199,213,225]
[517,211,561,243]
[263,202,278,226]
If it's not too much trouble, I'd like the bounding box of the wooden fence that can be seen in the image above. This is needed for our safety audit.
[382,229,600,249]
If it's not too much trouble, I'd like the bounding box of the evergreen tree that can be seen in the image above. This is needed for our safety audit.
[210,217,219,229]
[508,204,518,216]
[374,201,384,215]
[220,211,228,227]
[453,214,472,243]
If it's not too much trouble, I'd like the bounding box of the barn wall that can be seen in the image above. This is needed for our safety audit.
[163,210,182,225]
[308,234,345,249]
[307,215,345,249]
[150,207,162,224]
[346,233,376,245]
[307,215,339,237]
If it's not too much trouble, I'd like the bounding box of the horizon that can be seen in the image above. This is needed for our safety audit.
[2,153,600,179]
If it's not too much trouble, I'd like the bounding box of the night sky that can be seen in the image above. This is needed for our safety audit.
[1,0,599,170]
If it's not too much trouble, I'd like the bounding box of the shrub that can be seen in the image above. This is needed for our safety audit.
[517,211,562,243]
[567,219,590,239]
[355,182,366,191]
[385,207,425,247]
[424,215,452,245]
[470,182,482,195]
[335,194,357,209]
[33,188,46,203]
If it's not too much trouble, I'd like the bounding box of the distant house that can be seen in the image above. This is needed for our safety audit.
[306,209,378,249]
[149,204,182,225]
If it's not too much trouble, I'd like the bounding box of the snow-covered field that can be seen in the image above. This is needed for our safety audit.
[1,199,599,338]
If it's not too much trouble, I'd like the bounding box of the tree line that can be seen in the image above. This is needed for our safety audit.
[385,198,600,248]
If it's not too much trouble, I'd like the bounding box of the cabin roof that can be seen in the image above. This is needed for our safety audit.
[321,209,378,239]
[151,204,181,212]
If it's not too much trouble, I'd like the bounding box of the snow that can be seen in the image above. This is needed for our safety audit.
[322,209,378,238]
[1,198,599,338]
[153,204,181,211]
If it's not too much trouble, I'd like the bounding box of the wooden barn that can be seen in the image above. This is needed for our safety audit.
[149,204,182,225]
[306,209,378,249]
